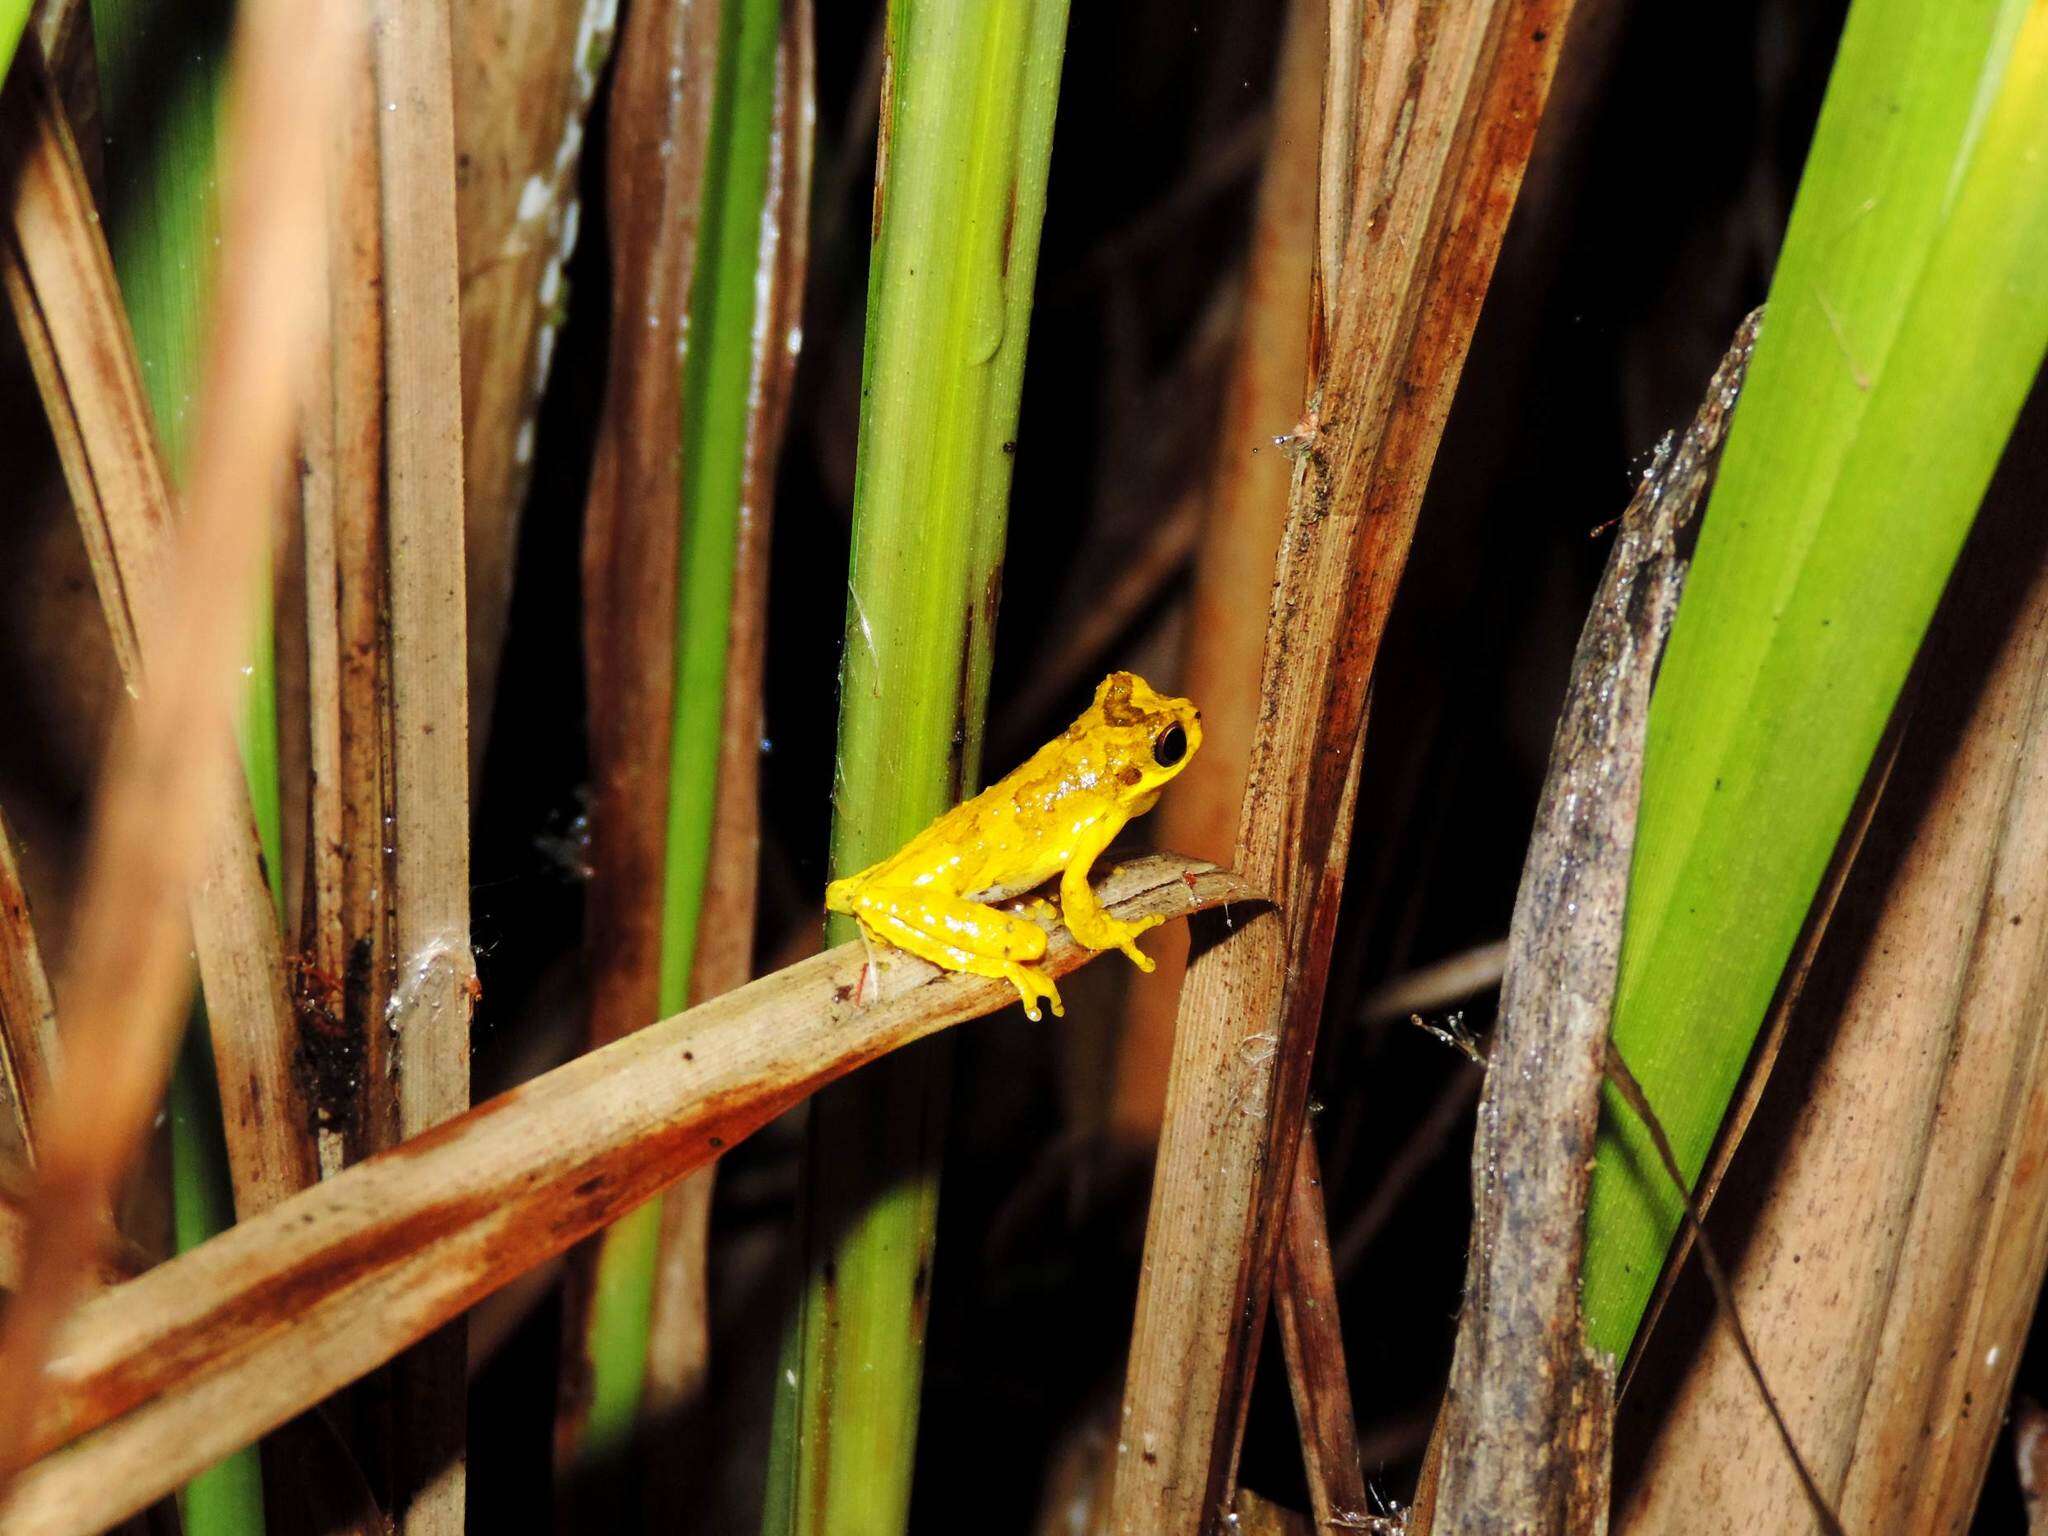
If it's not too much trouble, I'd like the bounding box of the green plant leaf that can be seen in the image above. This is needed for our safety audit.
[1583,0,2048,1359]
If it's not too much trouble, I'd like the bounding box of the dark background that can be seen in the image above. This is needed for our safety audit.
[11,0,2046,1529]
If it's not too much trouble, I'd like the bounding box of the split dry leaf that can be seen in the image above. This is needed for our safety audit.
[1110,0,1319,1141]
[1429,313,1759,1534]
[0,0,345,1479]
[0,1183,137,1294]
[452,0,616,765]
[1108,4,1577,1527]
[0,857,1253,1536]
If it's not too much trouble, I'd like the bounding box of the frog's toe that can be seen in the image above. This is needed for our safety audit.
[1112,914,1165,970]
[1005,963,1063,1021]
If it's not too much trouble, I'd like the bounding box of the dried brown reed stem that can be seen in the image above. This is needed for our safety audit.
[0,858,1252,1536]
[370,2,478,1524]
[1107,5,1577,1528]
[0,812,58,1164]
[0,0,345,1480]
[1618,436,2048,1534]
[1109,0,1319,1140]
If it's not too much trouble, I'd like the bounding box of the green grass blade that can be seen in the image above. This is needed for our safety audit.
[1583,0,2048,1360]
[0,1,30,86]
[768,4,1070,1532]
[572,0,784,1467]
[91,0,274,1525]
[169,1021,268,1531]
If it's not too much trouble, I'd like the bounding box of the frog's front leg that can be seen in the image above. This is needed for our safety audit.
[842,885,1065,1021]
[1059,824,1162,970]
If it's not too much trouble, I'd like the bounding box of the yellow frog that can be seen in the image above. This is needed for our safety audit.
[825,671,1203,1020]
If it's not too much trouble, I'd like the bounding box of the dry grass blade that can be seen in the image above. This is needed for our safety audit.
[1108,5,1577,1527]
[0,0,344,1479]
[452,0,616,768]
[0,52,318,1218]
[371,0,476,1524]
[1617,421,2048,1534]
[1272,1135,1369,1532]
[1430,314,1757,1533]
[0,810,58,1164]
[0,858,1252,1536]
[375,0,473,1153]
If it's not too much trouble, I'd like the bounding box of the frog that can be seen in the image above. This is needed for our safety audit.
[825,671,1203,1021]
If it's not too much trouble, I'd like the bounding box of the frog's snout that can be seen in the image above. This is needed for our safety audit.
[824,877,857,915]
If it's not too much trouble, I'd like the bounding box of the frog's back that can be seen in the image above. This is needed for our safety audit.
[852,736,1079,896]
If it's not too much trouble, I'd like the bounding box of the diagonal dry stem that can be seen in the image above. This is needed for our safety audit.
[0,858,1252,1536]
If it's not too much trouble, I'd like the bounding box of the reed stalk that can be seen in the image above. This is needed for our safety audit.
[764,4,1070,1530]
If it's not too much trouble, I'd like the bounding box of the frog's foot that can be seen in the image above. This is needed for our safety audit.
[839,886,1063,1021]
[1001,962,1064,1022]
[1064,909,1165,972]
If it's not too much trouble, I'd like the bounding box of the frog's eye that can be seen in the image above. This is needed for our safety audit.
[1152,723,1188,768]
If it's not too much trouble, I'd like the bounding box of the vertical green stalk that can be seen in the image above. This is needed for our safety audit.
[1582,0,2048,1358]
[91,0,273,1529]
[573,0,785,1463]
[763,5,1070,1532]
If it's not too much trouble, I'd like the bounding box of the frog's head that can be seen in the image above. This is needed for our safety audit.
[1083,671,1203,802]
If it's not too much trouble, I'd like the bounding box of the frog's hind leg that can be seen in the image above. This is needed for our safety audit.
[845,888,1064,1021]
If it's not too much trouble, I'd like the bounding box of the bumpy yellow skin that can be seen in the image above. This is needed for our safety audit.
[825,671,1203,1020]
